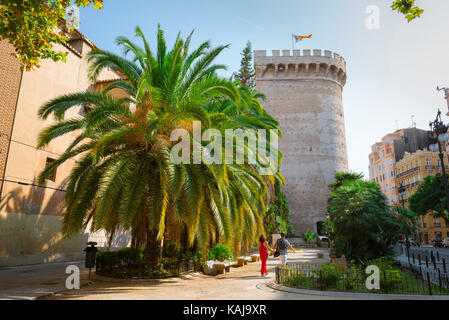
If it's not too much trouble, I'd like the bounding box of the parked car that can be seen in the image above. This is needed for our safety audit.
[432,238,444,248]
[443,238,449,248]
[400,238,417,246]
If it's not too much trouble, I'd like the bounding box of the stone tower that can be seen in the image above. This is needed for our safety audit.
[254,49,349,235]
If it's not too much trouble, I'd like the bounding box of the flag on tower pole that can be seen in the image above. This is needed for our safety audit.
[292,34,312,49]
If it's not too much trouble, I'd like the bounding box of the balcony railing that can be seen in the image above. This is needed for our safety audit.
[397,167,420,178]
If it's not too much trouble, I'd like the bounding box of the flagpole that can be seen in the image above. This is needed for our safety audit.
[292,34,294,51]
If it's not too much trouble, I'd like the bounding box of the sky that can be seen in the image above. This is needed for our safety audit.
[79,0,449,178]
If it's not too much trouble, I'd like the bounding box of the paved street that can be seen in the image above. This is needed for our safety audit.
[0,261,89,300]
[3,247,448,300]
[41,248,360,300]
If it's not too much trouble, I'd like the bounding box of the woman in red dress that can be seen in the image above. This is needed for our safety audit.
[259,235,274,277]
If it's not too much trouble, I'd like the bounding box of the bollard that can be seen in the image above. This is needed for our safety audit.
[426,256,429,268]
[413,254,415,264]
[437,251,440,261]
[418,254,421,265]
[427,272,432,296]
[443,258,447,273]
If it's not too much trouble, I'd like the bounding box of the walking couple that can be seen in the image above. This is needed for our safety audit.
[258,232,296,277]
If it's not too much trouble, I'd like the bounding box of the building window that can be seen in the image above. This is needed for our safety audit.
[427,158,431,166]
[45,157,57,182]
[434,218,441,228]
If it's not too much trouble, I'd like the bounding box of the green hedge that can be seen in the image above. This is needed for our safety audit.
[206,244,233,261]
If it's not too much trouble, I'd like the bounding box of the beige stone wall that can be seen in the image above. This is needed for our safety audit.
[0,40,22,194]
[0,38,130,266]
[255,49,348,235]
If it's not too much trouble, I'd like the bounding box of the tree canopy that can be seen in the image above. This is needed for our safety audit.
[37,25,283,268]
[409,173,449,220]
[0,0,104,70]
[391,0,424,22]
[327,172,415,262]
[233,41,256,90]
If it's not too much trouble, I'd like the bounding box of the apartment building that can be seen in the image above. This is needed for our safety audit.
[396,150,449,243]
[368,128,429,204]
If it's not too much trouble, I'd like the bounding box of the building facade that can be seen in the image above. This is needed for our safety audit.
[396,150,449,244]
[368,128,429,205]
[0,30,129,266]
[254,49,349,235]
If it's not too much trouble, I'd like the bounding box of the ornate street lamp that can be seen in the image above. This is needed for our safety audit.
[428,109,449,211]
[397,181,411,263]
[437,86,449,116]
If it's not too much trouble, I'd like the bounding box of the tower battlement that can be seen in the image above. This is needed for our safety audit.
[254,49,346,87]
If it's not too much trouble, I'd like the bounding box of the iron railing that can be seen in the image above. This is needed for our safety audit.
[275,263,449,295]
[95,253,202,279]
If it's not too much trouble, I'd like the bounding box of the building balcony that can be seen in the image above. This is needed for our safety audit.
[397,166,420,178]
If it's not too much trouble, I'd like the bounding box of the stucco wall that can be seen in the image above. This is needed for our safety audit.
[0,40,22,194]
[0,39,130,266]
[255,49,349,235]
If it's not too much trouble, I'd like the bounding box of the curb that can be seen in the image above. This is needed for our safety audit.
[31,280,93,300]
[93,271,202,283]
[266,282,449,300]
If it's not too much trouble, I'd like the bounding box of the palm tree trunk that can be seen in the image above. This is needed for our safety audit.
[145,229,162,271]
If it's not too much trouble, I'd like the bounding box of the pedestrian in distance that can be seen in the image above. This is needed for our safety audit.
[259,234,274,277]
[273,232,296,266]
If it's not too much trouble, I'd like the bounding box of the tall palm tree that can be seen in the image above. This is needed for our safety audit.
[37,26,282,268]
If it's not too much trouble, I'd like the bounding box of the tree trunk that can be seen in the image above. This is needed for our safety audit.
[145,229,162,271]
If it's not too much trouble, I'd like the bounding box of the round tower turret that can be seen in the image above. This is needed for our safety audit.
[254,49,349,235]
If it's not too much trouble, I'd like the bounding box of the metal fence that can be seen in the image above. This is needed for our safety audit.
[275,263,449,295]
[95,253,202,279]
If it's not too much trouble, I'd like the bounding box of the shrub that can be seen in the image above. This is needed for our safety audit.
[164,240,179,258]
[304,229,317,244]
[206,244,233,261]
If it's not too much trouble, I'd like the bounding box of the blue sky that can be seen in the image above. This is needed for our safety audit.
[79,0,449,177]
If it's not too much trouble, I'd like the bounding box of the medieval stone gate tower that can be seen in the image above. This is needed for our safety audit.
[254,49,349,235]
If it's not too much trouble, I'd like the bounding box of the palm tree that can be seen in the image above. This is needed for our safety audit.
[37,26,282,268]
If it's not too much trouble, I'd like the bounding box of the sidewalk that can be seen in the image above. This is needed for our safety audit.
[41,248,363,300]
[0,261,90,300]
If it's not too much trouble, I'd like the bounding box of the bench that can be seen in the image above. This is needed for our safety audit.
[213,262,231,275]
[251,254,260,262]
[237,257,248,267]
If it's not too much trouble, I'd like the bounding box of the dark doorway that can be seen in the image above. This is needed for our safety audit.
[317,221,324,236]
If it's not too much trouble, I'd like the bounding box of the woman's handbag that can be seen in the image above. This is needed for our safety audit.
[273,249,280,257]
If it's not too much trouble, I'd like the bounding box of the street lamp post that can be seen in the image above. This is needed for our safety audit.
[397,181,411,264]
[428,109,449,212]
[398,181,406,209]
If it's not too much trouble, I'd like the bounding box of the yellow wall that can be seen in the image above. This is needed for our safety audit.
[396,150,449,244]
